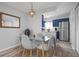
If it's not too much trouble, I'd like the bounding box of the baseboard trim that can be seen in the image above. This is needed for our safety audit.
[0,43,21,53]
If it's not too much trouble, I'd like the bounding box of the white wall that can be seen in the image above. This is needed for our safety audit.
[76,6,79,54]
[69,9,76,50]
[27,13,42,35]
[69,4,79,54]
[0,4,28,50]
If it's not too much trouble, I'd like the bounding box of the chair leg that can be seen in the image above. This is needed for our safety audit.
[53,49,55,56]
[46,51,49,57]
[36,48,38,57]
[59,52,62,56]
[25,49,27,56]
[42,49,44,57]
[53,50,55,56]
[17,45,20,55]
[30,49,32,57]
[18,45,21,56]
[22,48,25,56]
[22,49,24,56]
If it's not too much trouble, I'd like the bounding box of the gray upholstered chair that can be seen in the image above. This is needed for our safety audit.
[21,34,36,56]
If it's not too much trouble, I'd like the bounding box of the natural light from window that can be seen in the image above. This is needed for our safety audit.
[45,22,54,31]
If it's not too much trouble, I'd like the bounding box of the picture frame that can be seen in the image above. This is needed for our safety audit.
[0,12,20,28]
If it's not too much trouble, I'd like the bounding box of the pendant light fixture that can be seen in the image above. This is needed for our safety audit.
[28,2,36,17]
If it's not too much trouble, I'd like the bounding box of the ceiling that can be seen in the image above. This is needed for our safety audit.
[0,2,77,18]
[0,2,61,13]
[43,2,77,18]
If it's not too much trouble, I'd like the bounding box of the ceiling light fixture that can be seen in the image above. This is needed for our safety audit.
[28,2,36,17]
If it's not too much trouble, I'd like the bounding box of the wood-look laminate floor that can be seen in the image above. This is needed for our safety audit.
[0,41,79,57]
[17,41,79,57]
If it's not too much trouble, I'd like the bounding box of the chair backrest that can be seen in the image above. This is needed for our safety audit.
[48,35,56,49]
[45,32,52,38]
[21,34,32,49]
[36,33,44,41]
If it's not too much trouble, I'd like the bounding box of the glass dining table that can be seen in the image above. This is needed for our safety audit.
[30,34,56,48]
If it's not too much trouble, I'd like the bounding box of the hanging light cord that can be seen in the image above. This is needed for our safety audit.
[28,2,36,17]
[31,2,33,10]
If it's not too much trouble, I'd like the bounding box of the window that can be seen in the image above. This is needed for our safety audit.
[45,21,54,31]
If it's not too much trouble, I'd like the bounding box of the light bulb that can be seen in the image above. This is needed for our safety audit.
[28,9,36,17]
